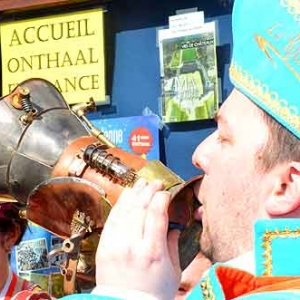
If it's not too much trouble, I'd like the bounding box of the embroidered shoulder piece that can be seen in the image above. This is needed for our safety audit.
[255,219,300,276]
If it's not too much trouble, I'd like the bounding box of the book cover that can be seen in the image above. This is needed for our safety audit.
[158,21,219,123]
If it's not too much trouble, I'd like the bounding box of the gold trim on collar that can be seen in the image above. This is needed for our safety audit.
[229,62,300,134]
[200,276,216,300]
[261,227,300,275]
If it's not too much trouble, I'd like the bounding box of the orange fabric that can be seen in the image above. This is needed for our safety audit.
[245,278,300,296]
[215,265,300,299]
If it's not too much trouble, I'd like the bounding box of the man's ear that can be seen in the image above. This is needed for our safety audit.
[265,162,300,216]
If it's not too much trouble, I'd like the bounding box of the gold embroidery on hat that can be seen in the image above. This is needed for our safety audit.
[284,34,300,60]
[267,23,285,41]
[200,276,216,300]
[280,0,300,19]
[260,228,300,276]
[254,34,300,81]
[229,63,300,134]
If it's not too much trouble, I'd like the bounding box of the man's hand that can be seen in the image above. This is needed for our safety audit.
[95,178,182,300]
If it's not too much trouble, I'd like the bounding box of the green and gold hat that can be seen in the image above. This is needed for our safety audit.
[229,0,300,138]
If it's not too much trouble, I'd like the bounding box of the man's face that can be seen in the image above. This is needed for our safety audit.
[192,88,272,263]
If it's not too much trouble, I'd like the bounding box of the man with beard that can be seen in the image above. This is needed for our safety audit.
[60,0,300,299]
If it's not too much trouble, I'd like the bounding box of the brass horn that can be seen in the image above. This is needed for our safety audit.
[0,78,202,294]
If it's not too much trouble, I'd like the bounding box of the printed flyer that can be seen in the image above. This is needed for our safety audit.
[158,18,219,123]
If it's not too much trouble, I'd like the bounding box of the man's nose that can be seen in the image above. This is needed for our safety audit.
[192,131,217,174]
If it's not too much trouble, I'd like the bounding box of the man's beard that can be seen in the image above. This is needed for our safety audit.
[200,228,217,263]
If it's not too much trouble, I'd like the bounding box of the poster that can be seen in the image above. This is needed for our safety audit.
[158,20,219,123]
[0,8,107,105]
[89,115,160,160]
